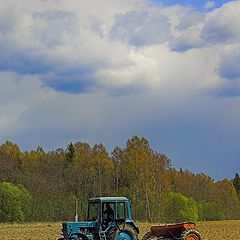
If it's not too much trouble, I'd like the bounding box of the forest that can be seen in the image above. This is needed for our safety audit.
[0,136,240,223]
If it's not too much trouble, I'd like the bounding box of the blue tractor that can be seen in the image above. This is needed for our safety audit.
[57,197,139,240]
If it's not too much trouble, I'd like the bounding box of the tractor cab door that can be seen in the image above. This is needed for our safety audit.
[88,202,100,222]
[102,202,115,226]
[115,202,127,222]
[101,201,128,230]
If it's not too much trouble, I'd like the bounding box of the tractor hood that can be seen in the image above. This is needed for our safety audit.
[62,221,97,237]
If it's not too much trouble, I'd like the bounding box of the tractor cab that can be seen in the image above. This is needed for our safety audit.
[88,197,135,228]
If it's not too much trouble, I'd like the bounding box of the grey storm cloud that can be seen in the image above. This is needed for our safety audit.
[31,10,77,47]
[109,10,172,46]
[1,0,240,179]
[219,46,240,79]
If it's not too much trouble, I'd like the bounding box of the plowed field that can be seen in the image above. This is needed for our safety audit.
[1,220,240,240]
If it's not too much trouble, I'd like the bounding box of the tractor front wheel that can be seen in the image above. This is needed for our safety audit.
[112,225,138,240]
[181,229,202,240]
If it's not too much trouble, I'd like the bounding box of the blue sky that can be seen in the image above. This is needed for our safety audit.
[152,0,233,10]
[0,0,240,180]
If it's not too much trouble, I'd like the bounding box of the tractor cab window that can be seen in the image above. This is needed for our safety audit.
[116,202,127,220]
[88,202,99,221]
[102,203,114,221]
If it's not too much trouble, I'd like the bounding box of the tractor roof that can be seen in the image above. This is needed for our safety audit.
[89,197,129,203]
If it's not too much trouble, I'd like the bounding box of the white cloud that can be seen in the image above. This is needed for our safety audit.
[202,1,240,43]
[1,0,240,179]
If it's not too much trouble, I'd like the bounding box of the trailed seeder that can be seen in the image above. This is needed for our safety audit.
[143,222,201,240]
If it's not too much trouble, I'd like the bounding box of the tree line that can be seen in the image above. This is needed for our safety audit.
[0,136,239,223]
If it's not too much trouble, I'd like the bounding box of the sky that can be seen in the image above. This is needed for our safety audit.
[152,0,233,10]
[0,0,240,180]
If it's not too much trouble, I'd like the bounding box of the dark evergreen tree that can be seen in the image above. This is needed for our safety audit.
[232,173,240,194]
[65,142,75,165]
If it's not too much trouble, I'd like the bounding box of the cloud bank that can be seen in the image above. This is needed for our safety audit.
[0,0,240,179]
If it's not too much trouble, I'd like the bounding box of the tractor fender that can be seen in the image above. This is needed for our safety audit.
[127,222,139,234]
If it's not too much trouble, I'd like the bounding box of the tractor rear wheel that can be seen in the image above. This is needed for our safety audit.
[112,224,138,240]
[181,229,202,240]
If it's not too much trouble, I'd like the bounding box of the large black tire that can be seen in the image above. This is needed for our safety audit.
[111,224,138,240]
[181,229,202,240]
